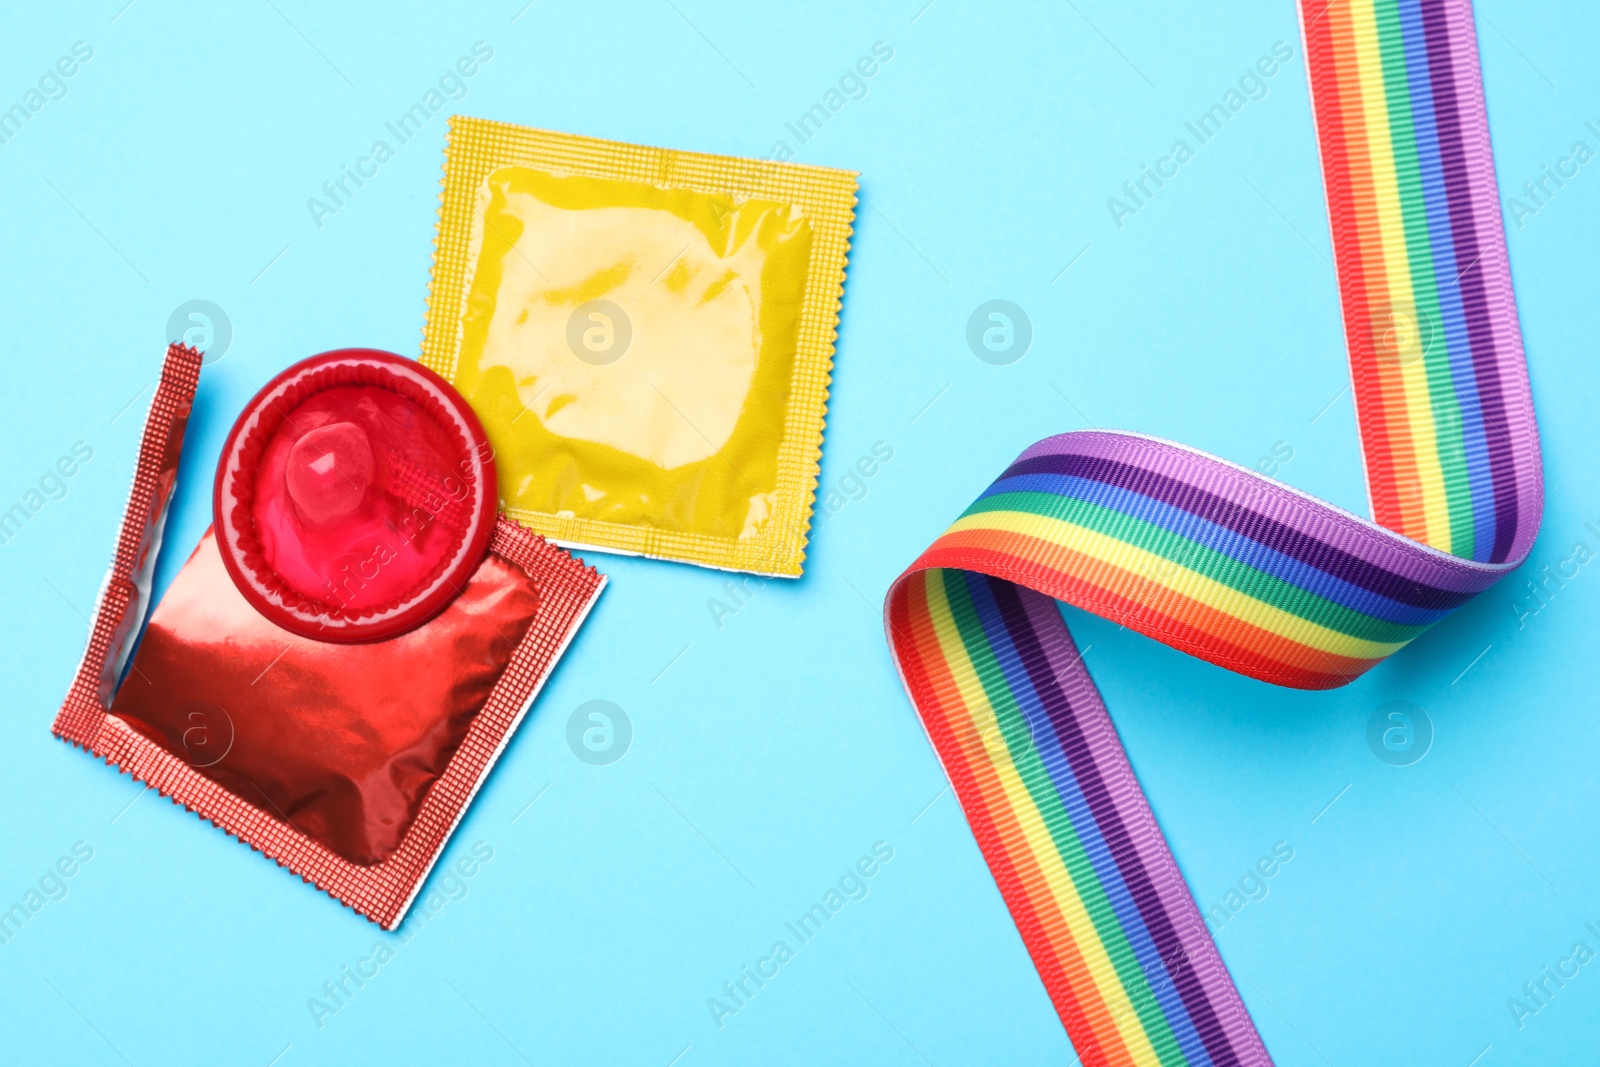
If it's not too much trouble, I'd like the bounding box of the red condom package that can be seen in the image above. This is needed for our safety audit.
[53,344,604,926]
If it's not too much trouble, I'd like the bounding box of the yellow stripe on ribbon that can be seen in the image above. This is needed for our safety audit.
[924,573,1164,1067]
[1348,0,1452,549]
[943,511,1407,662]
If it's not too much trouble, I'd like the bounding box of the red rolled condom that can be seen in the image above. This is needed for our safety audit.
[212,349,499,643]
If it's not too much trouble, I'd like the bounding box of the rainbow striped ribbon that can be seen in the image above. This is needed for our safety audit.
[883,2,1541,1062]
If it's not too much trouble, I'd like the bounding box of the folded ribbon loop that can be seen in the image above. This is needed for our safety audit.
[883,2,1541,1062]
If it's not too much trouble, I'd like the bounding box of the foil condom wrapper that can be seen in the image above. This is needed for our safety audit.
[421,116,857,577]
[52,343,605,927]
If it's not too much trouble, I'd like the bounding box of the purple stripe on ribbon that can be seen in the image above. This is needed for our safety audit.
[993,450,1486,608]
[990,576,1264,1065]
[1420,0,1520,561]
[1397,0,1497,563]
[970,573,1224,1067]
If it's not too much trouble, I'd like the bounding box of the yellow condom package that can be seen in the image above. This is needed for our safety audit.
[422,117,857,577]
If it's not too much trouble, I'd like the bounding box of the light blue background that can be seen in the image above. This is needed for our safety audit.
[1,1,1596,1064]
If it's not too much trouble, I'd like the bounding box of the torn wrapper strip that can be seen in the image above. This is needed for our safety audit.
[54,343,605,928]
